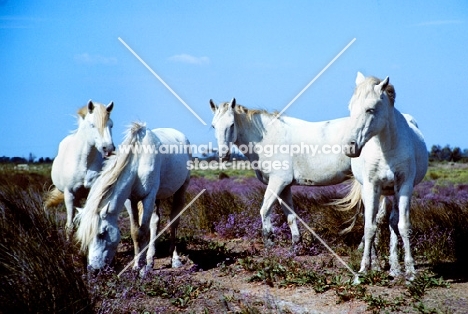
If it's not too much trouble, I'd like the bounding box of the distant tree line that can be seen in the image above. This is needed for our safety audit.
[0,153,53,164]
[428,145,468,162]
[1,145,467,164]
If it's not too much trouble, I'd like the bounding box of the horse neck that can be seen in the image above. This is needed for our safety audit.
[374,105,398,152]
[73,127,103,168]
[234,112,268,147]
[87,146,103,169]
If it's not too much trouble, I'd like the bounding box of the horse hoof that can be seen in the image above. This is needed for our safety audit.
[172,257,182,268]
[139,265,153,278]
[405,272,416,283]
[264,239,274,248]
[292,234,302,245]
[133,264,146,276]
[389,269,402,278]
[353,275,361,285]
[290,242,305,256]
[263,233,275,248]
[371,264,382,271]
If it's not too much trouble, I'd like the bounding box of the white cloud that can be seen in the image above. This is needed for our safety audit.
[74,53,117,65]
[168,53,210,65]
[413,20,464,27]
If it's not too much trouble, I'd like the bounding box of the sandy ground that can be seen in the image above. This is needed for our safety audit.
[119,237,468,314]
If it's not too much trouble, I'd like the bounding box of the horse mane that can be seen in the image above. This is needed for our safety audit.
[385,83,396,106]
[218,102,279,138]
[75,122,147,251]
[77,102,111,135]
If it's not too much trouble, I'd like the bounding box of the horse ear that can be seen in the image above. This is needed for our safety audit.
[230,98,236,109]
[100,202,110,217]
[209,99,217,113]
[73,207,83,225]
[355,72,366,85]
[87,100,95,113]
[375,76,390,94]
[106,102,114,113]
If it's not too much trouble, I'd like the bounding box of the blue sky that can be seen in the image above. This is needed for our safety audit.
[1,0,467,159]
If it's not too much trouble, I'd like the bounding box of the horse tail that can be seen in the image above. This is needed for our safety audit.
[331,179,390,235]
[44,186,64,208]
[331,178,362,212]
[328,178,363,235]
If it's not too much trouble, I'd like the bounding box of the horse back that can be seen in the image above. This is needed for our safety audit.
[397,111,428,184]
[264,116,352,185]
[51,134,86,191]
[294,117,351,182]
[152,128,191,199]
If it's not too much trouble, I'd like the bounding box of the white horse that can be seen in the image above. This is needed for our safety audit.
[343,72,428,280]
[45,100,114,237]
[75,122,191,274]
[210,99,352,247]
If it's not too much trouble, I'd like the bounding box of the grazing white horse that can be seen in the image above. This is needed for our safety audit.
[343,72,428,280]
[75,122,191,274]
[45,100,114,237]
[210,99,352,247]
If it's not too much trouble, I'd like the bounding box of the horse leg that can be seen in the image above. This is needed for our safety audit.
[146,200,160,273]
[359,183,380,274]
[169,179,188,268]
[135,195,157,274]
[388,199,401,277]
[279,186,301,246]
[260,178,290,247]
[127,199,143,271]
[397,185,415,281]
[63,189,76,240]
[371,196,388,270]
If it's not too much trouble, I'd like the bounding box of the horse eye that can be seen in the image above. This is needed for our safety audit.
[366,108,375,114]
[98,229,106,239]
[98,232,105,239]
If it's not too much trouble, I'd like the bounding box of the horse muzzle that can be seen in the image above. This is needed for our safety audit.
[102,143,115,158]
[344,141,361,158]
[218,151,231,162]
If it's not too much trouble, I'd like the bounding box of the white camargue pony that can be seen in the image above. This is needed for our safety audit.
[75,122,191,274]
[343,72,428,280]
[210,99,352,247]
[45,100,114,237]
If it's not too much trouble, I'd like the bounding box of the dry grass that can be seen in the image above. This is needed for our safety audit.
[0,163,467,312]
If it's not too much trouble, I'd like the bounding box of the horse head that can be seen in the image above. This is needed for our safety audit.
[344,72,393,157]
[210,98,237,161]
[86,201,121,270]
[81,100,115,157]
